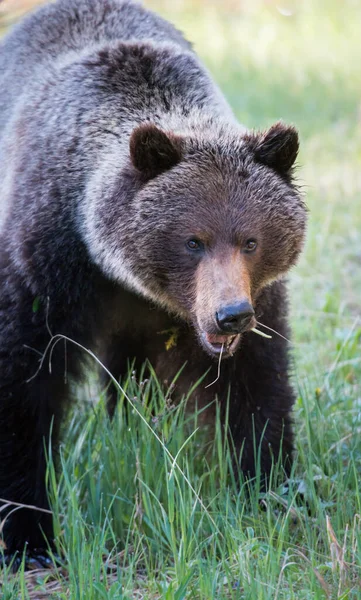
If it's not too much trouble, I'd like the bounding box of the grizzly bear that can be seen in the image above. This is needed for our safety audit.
[0,0,307,566]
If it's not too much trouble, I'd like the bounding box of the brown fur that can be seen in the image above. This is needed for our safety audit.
[0,0,307,565]
[195,250,254,334]
[130,123,183,178]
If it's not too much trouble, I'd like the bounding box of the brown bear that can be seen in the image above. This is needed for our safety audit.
[0,0,307,566]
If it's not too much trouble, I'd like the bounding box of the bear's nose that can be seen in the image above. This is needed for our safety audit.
[216,301,255,333]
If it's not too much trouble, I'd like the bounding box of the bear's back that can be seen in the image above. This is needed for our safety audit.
[0,0,190,134]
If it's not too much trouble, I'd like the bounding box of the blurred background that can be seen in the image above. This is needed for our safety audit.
[1,0,361,377]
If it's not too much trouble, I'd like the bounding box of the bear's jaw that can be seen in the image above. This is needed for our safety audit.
[201,331,241,359]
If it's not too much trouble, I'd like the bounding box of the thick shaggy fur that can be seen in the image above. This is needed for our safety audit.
[0,0,307,561]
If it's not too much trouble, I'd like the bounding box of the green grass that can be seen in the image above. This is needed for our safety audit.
[1,0,361,598]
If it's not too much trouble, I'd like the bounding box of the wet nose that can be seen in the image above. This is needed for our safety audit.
[216,301,255,333]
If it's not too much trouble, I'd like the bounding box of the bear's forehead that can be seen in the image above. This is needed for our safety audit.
[147,170,291,222]
[138,148,301,237]
[148,200,276,243]
[151,149,290,202]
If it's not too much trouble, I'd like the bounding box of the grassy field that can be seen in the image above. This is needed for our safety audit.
[1,0,361,598]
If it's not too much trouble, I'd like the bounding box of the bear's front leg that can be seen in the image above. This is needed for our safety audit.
[223,327,295,483]
[0,294,81,568]
[0,376,58,568]
[1,372,60,566]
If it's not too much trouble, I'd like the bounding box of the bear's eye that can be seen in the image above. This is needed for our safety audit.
[186,239,203,252]
[244,239,257,252]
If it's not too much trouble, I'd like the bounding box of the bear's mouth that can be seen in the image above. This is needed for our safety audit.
[201,332,241,358]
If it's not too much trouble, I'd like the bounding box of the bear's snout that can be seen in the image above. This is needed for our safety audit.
[216,300,255,334]
[193,248,256,358]
[198,300,256,359]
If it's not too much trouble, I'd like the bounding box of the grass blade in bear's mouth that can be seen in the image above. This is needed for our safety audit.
[206,333,232,345]
[204,332,238,352]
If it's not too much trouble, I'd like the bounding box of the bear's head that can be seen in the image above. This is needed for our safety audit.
[85,121,307,359]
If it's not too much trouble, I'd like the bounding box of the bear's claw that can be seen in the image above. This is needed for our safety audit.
[1,548,56,572]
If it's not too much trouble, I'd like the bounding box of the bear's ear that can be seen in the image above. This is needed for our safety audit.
[129,123,183,179]
[248,122,299,176]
